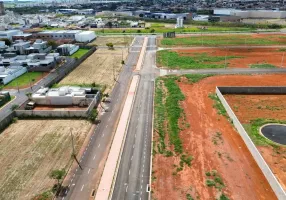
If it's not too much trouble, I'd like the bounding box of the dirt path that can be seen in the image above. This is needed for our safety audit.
[153,74,286,200]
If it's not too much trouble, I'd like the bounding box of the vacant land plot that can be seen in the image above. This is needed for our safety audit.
[88,36,133,47]
[225,94,286,190]
[59,48,128,92]
[158,47,285,69]
[152,74,286,200]
[159,34,286,47]
[70,48,89,59]
[0,119,92,200]
[4,72,46,89]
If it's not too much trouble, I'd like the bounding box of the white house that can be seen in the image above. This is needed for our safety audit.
[0,66,27,85]
[32,86,99,106]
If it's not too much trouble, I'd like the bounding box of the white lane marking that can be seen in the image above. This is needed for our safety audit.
[62,197,65,200]
[135,134,137,138]
[81,184,85,191]
[88,168,91,174]
[68,184,71,187]
[93,155,96,160]
[126,185,128,193]
[131,155,133,161]
[133,144,135,149]
[129,169,131,175]
[141,185,142,189]
[98,144,101,148]
[143,168,144,173]
[106,125,109,128]
[76,169,78,172]
[71,178,74,182]
[101,133,104,138]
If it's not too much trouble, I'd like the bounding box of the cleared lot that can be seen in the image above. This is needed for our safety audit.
[88,36,133,47]
[59,48,128,92]
[0,119,92,200]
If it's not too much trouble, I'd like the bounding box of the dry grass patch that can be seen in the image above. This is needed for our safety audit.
[88,36,133,47]
[0,119,92,200]
[59,48,128,92]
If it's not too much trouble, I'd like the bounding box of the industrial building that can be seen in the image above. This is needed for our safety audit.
[74,31,96,42]
[0,66,27,85]
[56,44,79,56]
[0,30,23,41]
[214,9,286,19]
[31,86,99,106]
[35,30,96,42]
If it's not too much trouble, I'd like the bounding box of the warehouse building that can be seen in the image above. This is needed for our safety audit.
[0,30,23,41]
[75,31,96,42]
[35,30,96,42]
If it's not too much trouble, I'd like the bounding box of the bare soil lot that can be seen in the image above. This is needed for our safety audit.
[225,94,286,190]
[88,36,133,47]
[152,74,286,200]
[0,119,92,200]
[173,47,285,68]
[59,48,128,92]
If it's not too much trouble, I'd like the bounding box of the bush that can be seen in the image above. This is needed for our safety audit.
[106,43,114,50]
[10,104,19,111]
[137,30,141,33]
[150,29,155,33]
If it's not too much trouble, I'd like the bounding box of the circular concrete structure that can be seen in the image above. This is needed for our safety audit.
[260,124,286,145]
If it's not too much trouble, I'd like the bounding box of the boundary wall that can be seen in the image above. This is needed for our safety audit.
[216,86,286,199]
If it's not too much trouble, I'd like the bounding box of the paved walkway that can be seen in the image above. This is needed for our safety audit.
[135,37,148,71]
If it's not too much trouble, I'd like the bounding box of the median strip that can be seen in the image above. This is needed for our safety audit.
[95,75,140,200]
[135,37,148,71]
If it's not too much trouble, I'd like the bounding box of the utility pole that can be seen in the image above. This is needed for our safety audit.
[70,129,83,170]
[281,52,285,68]
[224,47,227,69]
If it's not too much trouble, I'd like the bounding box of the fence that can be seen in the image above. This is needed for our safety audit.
[46,46,96,88]
[216,86,286,199]
[15,92,100,118]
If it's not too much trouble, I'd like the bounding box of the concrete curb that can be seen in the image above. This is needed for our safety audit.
[216,87,286,199]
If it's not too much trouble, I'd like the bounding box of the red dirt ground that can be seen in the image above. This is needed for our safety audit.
[152,74,286,200]
[224,94,286,191]
[174,48,285,68]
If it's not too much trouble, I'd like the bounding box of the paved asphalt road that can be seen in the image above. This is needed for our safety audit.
[61,37,144,200]
[111,36,157,200]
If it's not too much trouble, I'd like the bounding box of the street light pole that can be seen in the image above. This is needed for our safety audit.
[281,52,285,68]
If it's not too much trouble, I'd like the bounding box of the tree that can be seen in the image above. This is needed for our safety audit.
[49,169,66,186]
[10,104,19,111]
[137,30,141,33]
[0,38,11,46]
[150,29,155,33]
[47,40,57,49]
[26,92,32,100]
[106,43,114,50]
[139,13,144,18]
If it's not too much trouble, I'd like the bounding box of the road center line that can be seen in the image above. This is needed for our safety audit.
[98,144,101,148]
[88,169,91,174]
[81,184,85,191]
[93,155,96,160]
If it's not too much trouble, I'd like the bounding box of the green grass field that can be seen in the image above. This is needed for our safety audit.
[161,35,285,46]
[250,63,277,68]
[94,26,254,34]
[69,49,89,59]
[157,50,241,69]
[4,72,43,88]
